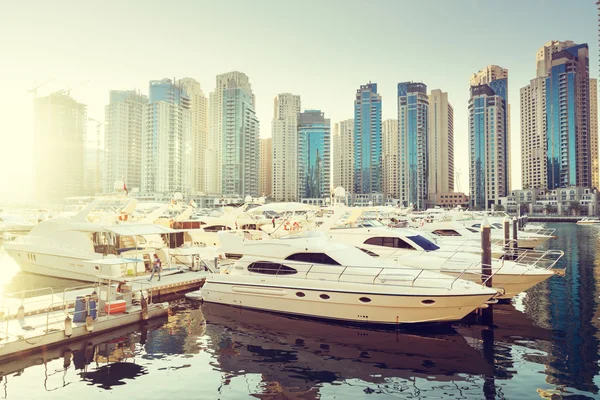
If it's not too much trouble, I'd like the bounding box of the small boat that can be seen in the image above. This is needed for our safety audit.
[576,217,600,225]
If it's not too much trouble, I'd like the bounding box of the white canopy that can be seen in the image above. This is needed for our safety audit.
[104,224,176,236]
[249,202,318,213]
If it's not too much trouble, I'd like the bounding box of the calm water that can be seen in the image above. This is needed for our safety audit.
[1,223,600,399]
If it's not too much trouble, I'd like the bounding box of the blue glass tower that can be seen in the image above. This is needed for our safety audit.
[398,82,428,209]
[468,76,509,210]
[545,44,590,189]
[297,110,330,200]
[353,83,382,197]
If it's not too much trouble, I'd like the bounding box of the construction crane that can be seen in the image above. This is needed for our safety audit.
[54,80,91,97]
[26,79,54,98]
[455,168,463,193]
[88,117,104,195]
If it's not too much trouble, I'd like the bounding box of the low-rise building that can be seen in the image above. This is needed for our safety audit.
[501,187,599,216]
[429,192,469,208]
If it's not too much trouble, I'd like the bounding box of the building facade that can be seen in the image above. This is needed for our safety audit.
[208,71,253,194]
[33,92,87,205]
[382,119,399,200]
[469,66,509,210]
[259,138,273,197]
[590,78,598,189]
[142,79,191,194]
[178,78,209,194]
[221,79,259,197]
[353,83,382,199]
[297,110,330,201]
[333,119,354,193]
[428,89,454,202]
[272,93,301,201]
[398,82,429,209]
[546,44,590,189]
[103,90,147,193]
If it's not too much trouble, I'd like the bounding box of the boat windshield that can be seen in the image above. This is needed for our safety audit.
[407,235,440,251]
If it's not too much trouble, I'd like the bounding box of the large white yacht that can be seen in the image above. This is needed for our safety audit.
[327,225,561,299]
[200,231,499,325]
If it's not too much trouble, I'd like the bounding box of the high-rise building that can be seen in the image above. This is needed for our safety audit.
[333,119,354,193]
[353,83,382,197]
[141,78,191,194]
[221,79,259,197]
[521,41,579,190]
[103,90,147,193]
[259,138,273,197]
[428,90,454,201]
[469,66,509,209]
[178,78,208,194]
[208,71,253,194]
[382,119,399,200]
[591,78,599,189]
[272,93,301,201]
[546,44,591,189]
[297,110,330,200]
[398,82,429,209]
[33,92,86,205]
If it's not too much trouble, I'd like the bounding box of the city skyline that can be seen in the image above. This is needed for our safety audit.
[1,0,598,203]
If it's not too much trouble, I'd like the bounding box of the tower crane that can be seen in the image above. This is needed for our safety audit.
[455,168,463,193]
[26,79,55,98]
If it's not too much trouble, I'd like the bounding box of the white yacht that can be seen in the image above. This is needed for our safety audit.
[199,232,499,325]
[0,214,36,236]
[327,226,561,299]
[576,217,600,225]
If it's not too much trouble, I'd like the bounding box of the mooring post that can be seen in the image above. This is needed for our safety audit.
[512,217,518,252]
[503,216,510,253]
[481,218,494,324]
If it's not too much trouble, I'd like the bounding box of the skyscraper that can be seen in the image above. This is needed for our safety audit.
[353,83,382,200]
[259,138,273,197]
[221,79,259,197]
[178,78,208,194]
[297,110,330,200]
[33,92,86,205]
[104,90,147,193]
[333,119,354,193]
[398,82,429,209]
[382,119,399,200]
[546,44,590,189]
[521,41,577,190]
[469,66,509,209]
[591,78,599,189]
[142,78,191,194]
[208,71,253,194]
[272,93,301,201]
[428,90,454,200]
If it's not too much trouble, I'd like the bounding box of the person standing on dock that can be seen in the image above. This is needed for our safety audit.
[149,254,162,282]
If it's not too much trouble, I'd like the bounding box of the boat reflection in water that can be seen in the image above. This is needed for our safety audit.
[200,303,493,398]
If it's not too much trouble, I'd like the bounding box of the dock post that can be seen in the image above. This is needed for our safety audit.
[503,216,510,255]
[512,217,518,252]
[481,218,494,325]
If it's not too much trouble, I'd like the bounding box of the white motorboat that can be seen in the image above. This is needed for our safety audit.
[199,231,499,325]
[0,214,35,235]
[327,226,561,299]
[576,217,600,225]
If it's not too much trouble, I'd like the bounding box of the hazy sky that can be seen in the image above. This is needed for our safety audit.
[0,0,597,202]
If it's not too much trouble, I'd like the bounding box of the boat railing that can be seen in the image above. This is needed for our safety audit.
[0,287,56,345]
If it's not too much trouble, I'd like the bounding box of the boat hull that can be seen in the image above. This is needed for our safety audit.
[200,279,494,325]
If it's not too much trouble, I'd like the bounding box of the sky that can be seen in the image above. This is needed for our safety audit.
[0,0,597,203]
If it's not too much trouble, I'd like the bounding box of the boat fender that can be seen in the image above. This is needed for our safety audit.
[64,315,73,337]
[85,315,94,332]
[17,305,25,322]
[141,294,149,321]
[63,349,72,369]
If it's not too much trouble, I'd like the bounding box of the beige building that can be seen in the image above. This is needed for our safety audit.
[34,92,86,205]
[430,192,469,208]
[536,40,575,78]
[469,65,508,87]
[178,78,208,194]
[259,138,273,197]
[333,119,354,194]
[520,77,546,189]
[207,71,253,194]
[382,119,399,199]
[591,78,599,189]
[427,90,454,203]
[272,93,301,201]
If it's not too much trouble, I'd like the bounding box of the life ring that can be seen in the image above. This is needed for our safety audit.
[284,221,290,231]
[293,222,300,231]
[118,213,128,221]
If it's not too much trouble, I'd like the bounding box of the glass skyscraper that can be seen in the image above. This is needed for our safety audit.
[297,110,330,200]
[398,82,429,209]
[546,44,590,189]
[353,83,382,197]
[468,69,509,210]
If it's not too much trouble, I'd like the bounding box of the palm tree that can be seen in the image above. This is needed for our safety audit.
[569,201,581,216]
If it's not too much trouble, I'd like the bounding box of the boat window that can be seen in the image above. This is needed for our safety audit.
[466,228,479,233]
[203,225,231,232]
[247,262,297,275]
[432,229,461,237]
[472,224,481,228]
[357,247,380,257]
[407,235,440,251]
[285,253,341,265]
[493,223,503,229]
[364,237,414,249]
